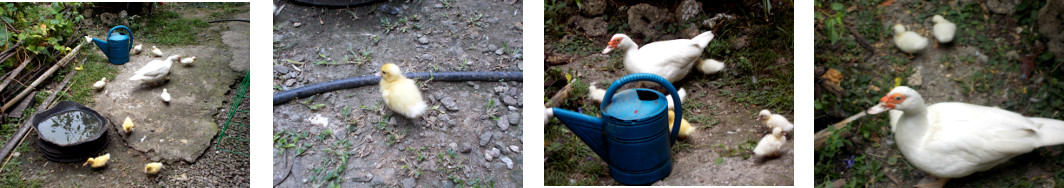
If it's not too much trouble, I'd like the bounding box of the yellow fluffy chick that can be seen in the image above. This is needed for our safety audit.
[150,46,163,57]
[83,153,110,168]
[667,110,695,139]
[378,63,427,119]
[122,117,134,134]
[144,162,164,175]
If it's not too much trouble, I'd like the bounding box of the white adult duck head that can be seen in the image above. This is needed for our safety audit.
[602,34,636,54]
[866,86,925,114]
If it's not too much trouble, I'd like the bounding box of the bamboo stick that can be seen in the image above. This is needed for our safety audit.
[0,41,84,113]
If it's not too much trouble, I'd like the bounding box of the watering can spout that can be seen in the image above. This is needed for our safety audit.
[551,108,608,161]
[90,38,111,58]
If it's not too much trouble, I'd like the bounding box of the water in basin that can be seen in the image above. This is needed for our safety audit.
[37,110,102,145]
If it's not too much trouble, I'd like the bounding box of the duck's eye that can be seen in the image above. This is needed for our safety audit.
[895,96,902,101]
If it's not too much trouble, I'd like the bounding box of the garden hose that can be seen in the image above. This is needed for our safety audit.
[273,71,523,105]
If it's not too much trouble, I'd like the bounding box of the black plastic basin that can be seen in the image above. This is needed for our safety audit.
[31,101,109,163]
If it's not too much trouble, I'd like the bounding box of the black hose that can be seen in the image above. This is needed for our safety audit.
[274,71,523,105]
[208,19,250,23]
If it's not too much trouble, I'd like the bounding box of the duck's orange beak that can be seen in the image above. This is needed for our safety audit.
[867,93,905,114]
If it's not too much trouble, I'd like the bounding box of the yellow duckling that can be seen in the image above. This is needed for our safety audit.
[122,117,134,134]
[667,110,696,139]
[144,162,164,175]
[83,153,110,169]
[377,63,427,119]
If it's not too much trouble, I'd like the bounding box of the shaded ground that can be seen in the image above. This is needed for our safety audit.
[543,0,794,186]
[272,0,523,187]
[814,0,1064,187]
[7,3,249,187]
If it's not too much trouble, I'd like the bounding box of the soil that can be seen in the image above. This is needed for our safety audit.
[544,0,794,186]
[814,0,1064,186]
[272,0,524,187]
[10,3,249,187]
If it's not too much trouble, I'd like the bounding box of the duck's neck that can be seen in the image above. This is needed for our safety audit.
[619,37,640,54]
[894,105,929,151]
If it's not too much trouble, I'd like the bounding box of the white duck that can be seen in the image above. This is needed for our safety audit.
[92,77,107,90]
[160,89,171,103]
[129,55,180,85]
[180,56,195,66]
[132,44,143,55]
[602,31,719,83]
[753,127,786,158]
[893,24,929,54]
[588,82,686,110]
[758,109,794,134]
[866,86,1064,187]
[931,15,956,43]
[150,46,163,57]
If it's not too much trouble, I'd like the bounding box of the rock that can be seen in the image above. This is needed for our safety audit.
[510,145,520,153]
[379,4,402,15]
[420,54,435,62]
[675,0,702,22]
[507,111,520,125]
[402,177,416,188]
[501,157,514,169]
[388,117,398,126]
[496,117,509,131]
[987,0,1019,14]
[502,96,519,107]
[495,142,508,155]
[628,4,673,38]
[568,15,608,37]
[581,0,606,16]
[681,25,700,39]
[461,143,473,153]
[495,48,504,55]
[484,150,494,161]
[351,172,373,182]
[907,66,923,86]
[274,34,284,42]
[494,86,507,93]
[1039,0,1064,60]
[487,44,498,52]
[439,114,456,126]
[479,132,492,146]
[491,147,501,157]
[433,3,444,8]
[439,97,459,111]
[284,79,296,87]
[418,36,429,44]
[443,180,455,188]
[293,22,302,27]
[274,65,290,74]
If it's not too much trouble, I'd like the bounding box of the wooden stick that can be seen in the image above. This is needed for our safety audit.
[0,57,33,95]
[0,60,79,171]
[1,41,84,113]
[813,111,867,150]
[544,80,574,108]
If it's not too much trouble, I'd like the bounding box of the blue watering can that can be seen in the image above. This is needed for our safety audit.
[89,26,132,65]
[551,73,682,185]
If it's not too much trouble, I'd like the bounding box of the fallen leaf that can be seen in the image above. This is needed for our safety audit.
[822,68,843,87]
[878,0,894,7]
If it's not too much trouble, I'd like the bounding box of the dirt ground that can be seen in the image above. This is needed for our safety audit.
[9,3,250,187]
[814,0,1064,187]
[544,0,794,186]
[272,0,523,187]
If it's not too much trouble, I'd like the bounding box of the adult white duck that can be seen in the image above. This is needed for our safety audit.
[866,86,1064,187]
[602,31,722,83]
[130,55,181,85]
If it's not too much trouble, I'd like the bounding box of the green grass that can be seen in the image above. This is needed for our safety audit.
[133,10,209,45]
[0,143,42,187]
[55,52,118,105]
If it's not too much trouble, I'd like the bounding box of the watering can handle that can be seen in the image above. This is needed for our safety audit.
[108,26,132,47]
[600,73,683,145]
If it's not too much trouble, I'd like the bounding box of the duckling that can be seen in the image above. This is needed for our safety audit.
[754,127,786,158]
[150,46,163,57]
[92,77,107,90]
[932,15,956,44]
[83,153,111,169]
[378,63,427,119]
[160,89,171,103]
[179,56,195,66]
[668,110,696,139]
[132,44,143,54]
[144,162,164,175]
[758,109,794,134]
[893,24,929,54]
[122,116,134,134]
